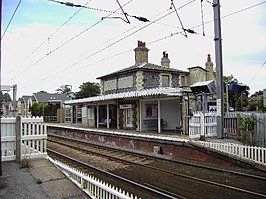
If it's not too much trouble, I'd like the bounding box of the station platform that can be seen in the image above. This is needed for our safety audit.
[0,158,88,199]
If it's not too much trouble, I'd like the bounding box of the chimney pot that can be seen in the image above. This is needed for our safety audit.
[207,54,211,62]
[161,51,170,68]
[138,40,146,47]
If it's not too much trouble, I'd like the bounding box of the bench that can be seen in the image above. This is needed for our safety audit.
[144,119,168,127]
[99,119,111,126]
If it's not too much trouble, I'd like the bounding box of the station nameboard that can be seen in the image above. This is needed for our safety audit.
[0,85,11,92]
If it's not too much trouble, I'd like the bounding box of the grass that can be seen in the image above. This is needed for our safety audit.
[0,179,8,189]
[19,158,31,169]
[36,179,43,184]
[224,172,232,183]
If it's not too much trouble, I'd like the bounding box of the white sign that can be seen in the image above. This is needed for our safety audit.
[0,85,11,91]
[216,99,221,116]
[119,104,132,109]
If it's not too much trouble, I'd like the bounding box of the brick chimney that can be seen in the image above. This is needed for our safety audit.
[134,41,149,65]
[205,54,215,80]
[161,51,170,68]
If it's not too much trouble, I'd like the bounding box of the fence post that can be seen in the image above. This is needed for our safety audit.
[16,116,22,162]
[200,112,205,138]
[237,113,241,130]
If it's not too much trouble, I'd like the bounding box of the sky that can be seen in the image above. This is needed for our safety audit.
[1,0,266,99]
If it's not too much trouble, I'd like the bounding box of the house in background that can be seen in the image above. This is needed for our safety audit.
[17,92,70,122]
[65,41,216,134]
[17,95,35,117]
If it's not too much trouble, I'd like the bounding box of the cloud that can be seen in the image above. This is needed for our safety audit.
[2,0,266,97]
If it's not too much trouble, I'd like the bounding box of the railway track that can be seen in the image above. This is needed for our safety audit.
[48,149,182,199]
[48,133,266,199]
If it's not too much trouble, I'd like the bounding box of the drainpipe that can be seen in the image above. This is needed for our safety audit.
[107,104,109,128]
[158,99,161,133]
[96,105,99,128]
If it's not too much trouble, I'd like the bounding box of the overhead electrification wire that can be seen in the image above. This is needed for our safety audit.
[19,0,198,91]
[50,0,150,23]
[6,0,92,79]
[7,0,135,83]
[1,0,22,40]
[18,0,266,92]
[170,0,188,37]
[21,29,187,91]
[24,7,173,88]
[249,58,266,86]
[114,0,130,23]
[52,0,197,73]
[200,0,206,36]
[172,0,266,36]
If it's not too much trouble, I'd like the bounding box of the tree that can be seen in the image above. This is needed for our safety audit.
[29,103,49,117]
[56,85,73,98]
[0,91,12,103]
[75,82,100,99]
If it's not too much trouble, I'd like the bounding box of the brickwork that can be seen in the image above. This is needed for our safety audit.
[143,71,160,89]
[188,67,207,86]
[135,71,143,90]
[171,73,179,87]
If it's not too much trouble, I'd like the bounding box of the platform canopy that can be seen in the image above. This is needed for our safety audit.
[65,87,183,105]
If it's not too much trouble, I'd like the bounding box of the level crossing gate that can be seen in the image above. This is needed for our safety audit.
[1,116,47,162]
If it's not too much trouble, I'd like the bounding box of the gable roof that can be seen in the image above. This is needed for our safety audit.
[33,92,70,103]
[97,62,189,79]
[19,95,34,103]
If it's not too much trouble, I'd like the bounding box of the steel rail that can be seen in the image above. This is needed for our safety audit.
[48,133,266,180]
[47,149,183,199]
[48,136,266,198]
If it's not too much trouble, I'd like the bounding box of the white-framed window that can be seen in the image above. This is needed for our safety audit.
[82,107,87,117]
[180,75,186,87]
[65,106,72,122]
[126,108,133,127]
[162,75,170,87]
[88,107,95,119]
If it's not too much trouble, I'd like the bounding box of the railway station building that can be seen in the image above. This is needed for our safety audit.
[64,41,216,134]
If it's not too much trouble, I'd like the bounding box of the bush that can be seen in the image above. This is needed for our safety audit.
[237,115,256,144]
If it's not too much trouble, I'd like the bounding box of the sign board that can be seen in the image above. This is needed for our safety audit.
[216,99,221,116]
[0,85,11,92]
[263,89,266,107]
[119,104,132,109]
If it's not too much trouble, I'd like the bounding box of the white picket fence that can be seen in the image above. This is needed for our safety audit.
[1,116,47,161]
[1,117,16,161]
[48,157,140,199]
[189,112,217,138]
[193,141,266,166]
[189,112,266,147]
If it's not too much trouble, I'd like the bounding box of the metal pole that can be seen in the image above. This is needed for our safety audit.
[12,84,17,116]
[0,0,2,176]
[226,81,229,113]
[60,101,62,123]
[213,0,224,138]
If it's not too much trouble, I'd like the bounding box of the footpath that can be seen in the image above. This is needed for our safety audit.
[0,158,89,199]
